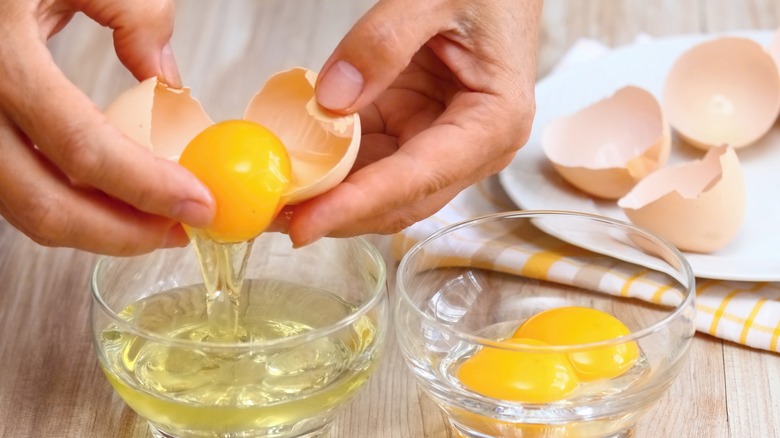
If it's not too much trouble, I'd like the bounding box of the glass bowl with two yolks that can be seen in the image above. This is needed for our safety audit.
[395,211,696,438]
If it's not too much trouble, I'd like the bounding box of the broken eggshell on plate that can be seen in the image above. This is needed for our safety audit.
[104,67,361,205]
[663,36,780,150]
[541,85,671,200]
[617,145,745,254]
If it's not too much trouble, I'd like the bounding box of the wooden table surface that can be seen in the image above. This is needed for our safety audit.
[1,1,779,437]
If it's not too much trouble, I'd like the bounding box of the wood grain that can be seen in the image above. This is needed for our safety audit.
[1,1,778,437]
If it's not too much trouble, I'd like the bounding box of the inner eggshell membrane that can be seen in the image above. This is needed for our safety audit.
[244,69,360,204]
[104,78,213,161]
[617,145,745,253]
[542,86,670,199]
[663,37,780,150]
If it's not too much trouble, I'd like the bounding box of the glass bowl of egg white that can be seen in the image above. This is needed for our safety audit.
[394,211,696,438]
[91,231,389,438]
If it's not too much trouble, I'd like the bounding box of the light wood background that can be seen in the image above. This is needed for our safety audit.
[1,1,778,437]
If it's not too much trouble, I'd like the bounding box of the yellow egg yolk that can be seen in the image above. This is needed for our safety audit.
[513,306,639,381]
[178,120,291,243]
[457,338,579,403]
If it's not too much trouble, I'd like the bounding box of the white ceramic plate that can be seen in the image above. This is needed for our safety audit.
[499,31,780,281]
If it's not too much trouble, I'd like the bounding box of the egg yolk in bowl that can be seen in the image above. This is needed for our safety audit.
[457,337,580,403]
[458,306,639,403]
[513,306,639,381]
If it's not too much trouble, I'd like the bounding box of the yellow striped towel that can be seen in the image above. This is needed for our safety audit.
[392,177,780,353]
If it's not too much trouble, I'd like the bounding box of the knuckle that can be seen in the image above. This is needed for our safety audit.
[485,151,516,176]
[146,1,175,30]
[380,210,421,235]
[403,154,451,201]
[57,125,107,182]
[482,95,535,155]
[513,99,535,146]
[127,184,157,212]
[496,151,515,169]
[421,168,452,198]
[22,193,71,248]
[508,81,536,132]
[151,0,175,21]
[124,0,175,28]
[109,237,148,257]
[362,20,409,67]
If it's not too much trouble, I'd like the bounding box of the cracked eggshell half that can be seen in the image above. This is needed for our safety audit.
[663,37,780,150]
[542,86,671,200]
[105,68,361,206]
[617,145,745,254]
[104,78,213,161]
[244,68,361,204]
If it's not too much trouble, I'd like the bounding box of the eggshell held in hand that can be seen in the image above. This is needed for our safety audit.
[244,68,361,204]
[104,78,213,160]
[542,86,671,199]
[663,37,780,150]
[617,145,745,254]
[104,68,361,206]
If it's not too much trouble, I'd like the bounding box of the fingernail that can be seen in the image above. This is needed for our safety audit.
[170,199,213,228]
[293,236,325,249]
[160,43,182,88]
[292,230,326,249]
[316,60,363,110]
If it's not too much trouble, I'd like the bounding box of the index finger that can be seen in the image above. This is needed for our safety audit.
[288,93,519,245]
[0,30,214,228]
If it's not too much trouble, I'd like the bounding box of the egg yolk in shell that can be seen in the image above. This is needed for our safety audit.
[178,120,291,243]
[457,338,579,403]
[513,306,639,381]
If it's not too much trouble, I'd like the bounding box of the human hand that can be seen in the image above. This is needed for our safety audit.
[0,0,214,255]
[286,0,542,246]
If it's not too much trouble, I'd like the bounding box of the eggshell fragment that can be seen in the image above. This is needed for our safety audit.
[244,68,361,204]
[542,86,670,199]
[105,78,213,160]
[663,37,780,150]
[617,145,745,253]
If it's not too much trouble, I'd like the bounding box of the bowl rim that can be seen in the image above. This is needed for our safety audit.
[91,234,387,350]
[395,210,696,353]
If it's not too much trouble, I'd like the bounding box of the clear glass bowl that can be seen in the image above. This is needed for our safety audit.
[395,211,696,438]
[91,232,388,438]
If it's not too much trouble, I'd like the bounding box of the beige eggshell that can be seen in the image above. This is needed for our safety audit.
[542,86,671,199]
[106,68,361,206]
[104,77,213,160]
[244,68,361,204]
[663,37,780,150]
[617,145,745,254]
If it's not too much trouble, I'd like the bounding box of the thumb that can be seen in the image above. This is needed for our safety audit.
[71,0,181,88]
[315,0,443,112]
